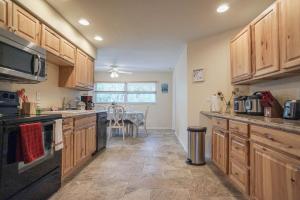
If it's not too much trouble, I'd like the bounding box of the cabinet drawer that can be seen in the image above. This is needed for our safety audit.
[63,118,73,131]
[74,115,96,130]
[212,117,228,130]
[229,120,249,138]
[229,159,249,194]
[229,134,249,165]
[250,125,300,158]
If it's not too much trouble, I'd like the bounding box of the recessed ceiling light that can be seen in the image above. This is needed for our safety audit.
[94,36,103,41]
[78,18,90,26]
[217,3,230,13]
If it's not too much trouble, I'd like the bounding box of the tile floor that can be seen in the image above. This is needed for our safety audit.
[50,130,246,200]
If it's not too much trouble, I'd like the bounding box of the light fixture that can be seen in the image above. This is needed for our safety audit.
[217,3,230,13]
[110,71,119,78]
[94,36,103,41]
[78,18,90,26]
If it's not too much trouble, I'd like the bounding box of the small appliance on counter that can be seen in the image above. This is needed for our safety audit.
[234,96,247,114]
[210,94,222,113]
[81,96,95,110]
[245,92,264,116]
[283,100,300,120]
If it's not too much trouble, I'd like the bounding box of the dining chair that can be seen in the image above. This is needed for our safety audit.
[107,105,126,140]
[136,106,149,136]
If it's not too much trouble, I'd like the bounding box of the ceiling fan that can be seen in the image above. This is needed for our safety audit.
[106,65,132,78]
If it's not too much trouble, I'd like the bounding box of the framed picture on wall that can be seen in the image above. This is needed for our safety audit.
[193,68,204,82]
[161,83,168,94]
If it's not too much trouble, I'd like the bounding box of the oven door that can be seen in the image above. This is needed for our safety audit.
[0,121,61,200]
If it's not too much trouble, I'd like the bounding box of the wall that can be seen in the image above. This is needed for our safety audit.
[0,62,80,108]
[184,28,241,157]
[15,0,96,58]
[172,46,188,152]
[249,76,300,105]
[94,71,173,129]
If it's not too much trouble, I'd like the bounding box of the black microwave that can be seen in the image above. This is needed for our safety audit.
[0,28,46,83]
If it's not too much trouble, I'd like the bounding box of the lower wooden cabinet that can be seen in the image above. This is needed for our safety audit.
[250,142,300,200]
[212,128,228,174]
[229,159,249,194]
[61,114,97,179]
[62,129,74,176]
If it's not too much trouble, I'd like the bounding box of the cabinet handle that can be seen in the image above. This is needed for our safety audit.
[264,133,274,141]
[234,172,239,176]
[234,146,240,150]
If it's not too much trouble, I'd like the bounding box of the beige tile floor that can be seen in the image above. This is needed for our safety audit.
[50,130,246,200]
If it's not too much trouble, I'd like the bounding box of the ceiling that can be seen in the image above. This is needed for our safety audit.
[46,0,274,71]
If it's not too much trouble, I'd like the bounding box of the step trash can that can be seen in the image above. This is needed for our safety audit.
[186,126,207,165]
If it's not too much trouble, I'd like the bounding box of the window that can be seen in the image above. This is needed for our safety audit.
[94,82,157,103]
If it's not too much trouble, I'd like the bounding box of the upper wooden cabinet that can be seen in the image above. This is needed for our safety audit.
[41,24,61,56]
[279,0,300,69]
[61,38,76,65]
[12,3,40,44]
[0,0,12,30]
[75,49,88,88]
[230,27,252,83]
[86,57,94,89]
[251,3,280,77]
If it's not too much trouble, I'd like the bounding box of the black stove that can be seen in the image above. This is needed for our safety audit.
[0,91,62,200]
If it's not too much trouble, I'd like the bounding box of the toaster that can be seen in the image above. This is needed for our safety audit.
[245,92,264,116]
[234,96,247,114]
[283,100,300,119]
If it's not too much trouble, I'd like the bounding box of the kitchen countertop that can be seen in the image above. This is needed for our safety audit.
[201,111,300,135]
[42,110,107,118]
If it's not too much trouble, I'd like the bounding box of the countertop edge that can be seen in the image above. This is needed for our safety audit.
[200,111,300,135]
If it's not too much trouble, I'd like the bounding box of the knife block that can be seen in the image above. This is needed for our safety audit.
[22,102,37,115]
[264,100,283,118]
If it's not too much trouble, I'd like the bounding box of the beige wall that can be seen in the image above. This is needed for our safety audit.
[94,71,173,129]
[15,0,96,58]
[249,76,300,105]
[0,63,80,108]
[172,46,188,151]
[187,29,240,156]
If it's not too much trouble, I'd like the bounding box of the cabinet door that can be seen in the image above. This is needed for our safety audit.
[230,27,252,83]
[280,0,300,69]
[251,3,280,77]
[41,24,61,56]
[61,38,76,64]
[0,0,12,30]
[62,129,74,176]
[75,49,87,87]
[74,129,86,165]
[85,125,96,155]
[250,143,300,200]
[86,57,94,89]
[212,128,228,174]
[12,3,40,44]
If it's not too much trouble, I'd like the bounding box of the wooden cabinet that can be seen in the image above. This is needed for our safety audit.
[279,0,300,69]
[75,49,88,88]
[230,26,252,83]
[74,128,86,165]
[61,38,76,65]
[86,57,94,89]
[0,0,12,30]
[85,125,96,155]
[212,128,228,174]
[251,3,280,77]
[41,24,61,56]
[62,129,74,176]
[250,142,300,200]
[12,3,40,44]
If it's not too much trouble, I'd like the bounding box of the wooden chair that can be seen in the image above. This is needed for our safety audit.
[107,105,126,140]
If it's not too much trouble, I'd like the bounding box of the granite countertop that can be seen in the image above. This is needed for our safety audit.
[201,111,300,135]
[42,109,107,118]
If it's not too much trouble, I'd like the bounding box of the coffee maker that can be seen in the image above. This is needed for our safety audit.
[81,96,95,110]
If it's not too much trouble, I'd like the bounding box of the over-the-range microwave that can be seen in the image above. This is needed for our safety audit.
[0,28,46,83]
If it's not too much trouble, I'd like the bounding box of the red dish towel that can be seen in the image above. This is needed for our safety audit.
[16,122,45,164]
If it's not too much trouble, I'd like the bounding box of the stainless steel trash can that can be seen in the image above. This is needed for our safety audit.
[186,126,207,165]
